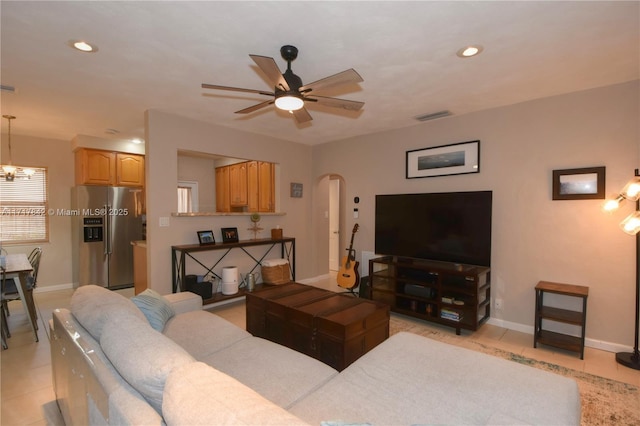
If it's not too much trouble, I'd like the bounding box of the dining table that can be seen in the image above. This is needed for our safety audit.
[1,253,38,343]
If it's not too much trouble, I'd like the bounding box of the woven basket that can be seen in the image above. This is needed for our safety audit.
[261,263,290,285]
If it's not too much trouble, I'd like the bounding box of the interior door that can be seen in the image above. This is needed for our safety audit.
[329,178,340,271]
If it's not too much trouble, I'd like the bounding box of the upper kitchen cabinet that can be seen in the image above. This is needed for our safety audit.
[215,166,231,212]
[254,161,275,212]
[75,149,115,185]
[75,149,145,187]
[116,153,145,187]
[215,160,275,213]
[229,162,248,207]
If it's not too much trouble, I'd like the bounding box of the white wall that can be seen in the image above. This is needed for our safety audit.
[311,81,639,348]
[0,134,75,290]
[145,110,314,295]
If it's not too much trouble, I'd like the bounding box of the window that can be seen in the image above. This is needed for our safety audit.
[177,181,198,213]
[0,167,49,244]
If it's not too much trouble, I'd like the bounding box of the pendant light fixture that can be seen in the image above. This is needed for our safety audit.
[1,115,35,181]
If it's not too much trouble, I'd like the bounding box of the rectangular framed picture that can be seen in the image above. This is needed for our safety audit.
[221,227,239,243]
[290,182,303,198]
[552,166,606,200]
[197,230,215,245]
[406,140,480,179]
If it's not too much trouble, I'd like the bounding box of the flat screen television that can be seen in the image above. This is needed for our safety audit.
[375,191,492,267]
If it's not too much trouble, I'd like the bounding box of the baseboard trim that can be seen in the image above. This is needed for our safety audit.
[487,317,633,354]
[298,274,330,285]
[34,283,75,293]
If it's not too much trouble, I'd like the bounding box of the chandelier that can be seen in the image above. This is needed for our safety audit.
[1,115,35,181]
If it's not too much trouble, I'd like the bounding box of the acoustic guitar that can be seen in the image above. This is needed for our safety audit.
[337,224,360,290]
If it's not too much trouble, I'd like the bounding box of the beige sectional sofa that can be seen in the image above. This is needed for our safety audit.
[50,285,581,425]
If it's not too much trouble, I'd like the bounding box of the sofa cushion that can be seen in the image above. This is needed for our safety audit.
[163,291,202,315]
[163,310,251,359]
[131,289,175,331]
[100,313,195,414]
[162,362,310,426]
[201,336,338,409]
[70,284,146,340]
[289,332,580,425]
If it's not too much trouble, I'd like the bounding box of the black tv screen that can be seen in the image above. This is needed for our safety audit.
[375,191,492,267]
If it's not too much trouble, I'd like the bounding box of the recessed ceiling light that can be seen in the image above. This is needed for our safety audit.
[68,40,98,53]
[131,138,143,145]
[456,45,483,58]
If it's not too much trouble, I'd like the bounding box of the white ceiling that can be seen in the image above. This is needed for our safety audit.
[1,1,638,146]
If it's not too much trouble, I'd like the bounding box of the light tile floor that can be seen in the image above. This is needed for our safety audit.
[2,277,639,425]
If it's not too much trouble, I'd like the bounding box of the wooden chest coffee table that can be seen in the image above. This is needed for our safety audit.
[246,283,390,371]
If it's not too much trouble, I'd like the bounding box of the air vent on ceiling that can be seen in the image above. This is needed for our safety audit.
[1,84,16,93]
[415,110,452,122]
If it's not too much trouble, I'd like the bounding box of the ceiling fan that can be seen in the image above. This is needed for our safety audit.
[201,45,364,123]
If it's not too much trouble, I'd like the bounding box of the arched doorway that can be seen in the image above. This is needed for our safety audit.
[329,177,341,271]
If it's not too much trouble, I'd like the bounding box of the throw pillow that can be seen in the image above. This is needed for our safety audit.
[131,289,175,332]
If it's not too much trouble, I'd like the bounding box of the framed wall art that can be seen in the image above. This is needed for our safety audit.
[406,140,480,179]
[552,166,606,200]
[221,227,239,243]
[197,230,215,245]
[290,182,303,198]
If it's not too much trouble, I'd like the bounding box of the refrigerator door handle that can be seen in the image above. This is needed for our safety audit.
[104,205,111,255]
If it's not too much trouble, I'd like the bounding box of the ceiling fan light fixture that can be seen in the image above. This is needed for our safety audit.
[275,95,304,111]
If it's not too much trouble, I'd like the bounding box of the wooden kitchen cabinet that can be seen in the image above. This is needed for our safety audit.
[229,162,248,207]
[247,161,260,211]
[75,149,144,187]
[116,153,145,187]
[215,166,231,212]
[75,149,115,185]
[132,240,147,295]
[247,161,275,212]
[217,161,275,212]
[257,161,275,212]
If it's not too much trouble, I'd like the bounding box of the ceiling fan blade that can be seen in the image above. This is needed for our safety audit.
[306,95,364,111]
[249,55,290,91]
[299,69,363,94]
[201,83,274,97]
[292,107,312,123]
[235,100,274,114]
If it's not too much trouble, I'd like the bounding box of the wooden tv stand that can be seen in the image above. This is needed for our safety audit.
[367,256,491,335]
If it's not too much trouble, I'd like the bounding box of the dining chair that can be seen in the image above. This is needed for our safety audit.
[1,247,42,329]
[1,265,9,349]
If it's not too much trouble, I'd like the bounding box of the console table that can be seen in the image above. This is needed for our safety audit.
[171,237,295,304]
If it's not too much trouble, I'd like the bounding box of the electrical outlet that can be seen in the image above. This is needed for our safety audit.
[495,298,503,310]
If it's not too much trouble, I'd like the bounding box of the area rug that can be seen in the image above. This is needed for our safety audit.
[389,315,640,426]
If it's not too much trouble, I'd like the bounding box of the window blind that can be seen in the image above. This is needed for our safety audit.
[0,167,49,243]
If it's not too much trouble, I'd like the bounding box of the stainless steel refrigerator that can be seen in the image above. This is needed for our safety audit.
[72,185,143,289]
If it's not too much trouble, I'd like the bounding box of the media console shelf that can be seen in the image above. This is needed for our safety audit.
[367,256,490,335]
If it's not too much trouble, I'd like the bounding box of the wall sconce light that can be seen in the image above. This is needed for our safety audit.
[602,169,640,370]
